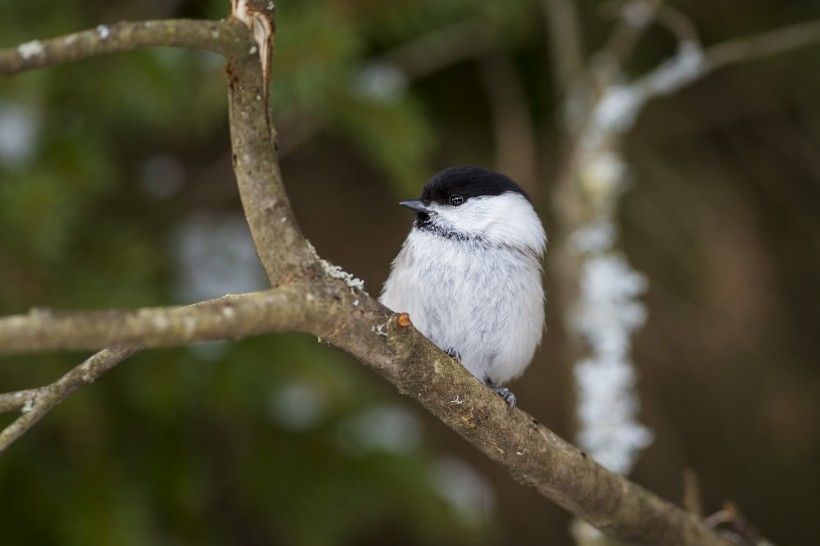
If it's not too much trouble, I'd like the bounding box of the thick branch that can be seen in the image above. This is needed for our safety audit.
[0,286,334,354]
[0,19,251,76]
[225,31,320,285]
[0,285,732,544]
[319,311,732,546]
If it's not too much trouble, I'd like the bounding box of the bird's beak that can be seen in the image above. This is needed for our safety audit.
[399,200,430,214]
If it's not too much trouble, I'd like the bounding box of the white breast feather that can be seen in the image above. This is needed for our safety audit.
[380,192,545,385]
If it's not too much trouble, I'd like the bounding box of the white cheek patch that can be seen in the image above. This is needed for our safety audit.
[426,193,545,255]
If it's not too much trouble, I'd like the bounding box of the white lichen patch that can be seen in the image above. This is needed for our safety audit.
[594,83,643,134]
[183,315,197,336]
[21,398,35,414]
[154,315,171,331]
[96,25,111,40]
[18,40,44,60]
[569,222,615,254]
[573,253,653,474]
[591,41,705,136]
[645,41,705,96]
[321,259,365,291]
[370,323,388,337]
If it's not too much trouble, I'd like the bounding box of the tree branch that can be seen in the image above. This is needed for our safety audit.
[0,387,41,413]
[0,7,740,544]
[596,0,661,73]
[324,316,733,546]
[703,18,820,72]
[0,345,143,455]
[225,58,321,285]
[0,19,251,76]
[374,20,496,81]
[654,4,700,45]
[0,286,340,354]
[0,293,733,545]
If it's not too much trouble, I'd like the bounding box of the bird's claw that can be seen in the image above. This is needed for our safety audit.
[444,352,517,407]
[445,347,462,361]
[486,379,517,408]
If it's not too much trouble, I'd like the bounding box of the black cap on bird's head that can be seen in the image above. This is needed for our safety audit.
[399,166,531,215]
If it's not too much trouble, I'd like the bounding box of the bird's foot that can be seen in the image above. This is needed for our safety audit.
[444,347,462,361]
[485,378,516,408]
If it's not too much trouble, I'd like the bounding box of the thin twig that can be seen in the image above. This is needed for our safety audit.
[375,20,496,81]
[655,4,700,45]
[597,0,662,71]
[0,345,143,455]
[704,18,820,71]
[598,16,820,132]
[0,388,41,413]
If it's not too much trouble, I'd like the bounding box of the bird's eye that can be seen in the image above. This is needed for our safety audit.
[449,195,464,206]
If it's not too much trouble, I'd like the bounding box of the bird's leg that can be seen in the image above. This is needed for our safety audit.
[485,378,517,408]
[445,348,516,407]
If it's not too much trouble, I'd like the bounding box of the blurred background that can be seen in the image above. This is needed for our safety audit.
[1,1,820,544]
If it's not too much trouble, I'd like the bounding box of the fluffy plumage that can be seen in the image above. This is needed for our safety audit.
[380,166,546,390]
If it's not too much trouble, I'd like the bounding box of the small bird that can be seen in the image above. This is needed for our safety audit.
[380,166,546,407]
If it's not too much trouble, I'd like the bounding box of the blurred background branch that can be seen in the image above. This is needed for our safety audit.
[546,1,820,544]
[703,18,820,72]
[541,0,583,95]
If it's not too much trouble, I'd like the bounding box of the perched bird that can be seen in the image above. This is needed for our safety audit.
[380,166,546,407]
